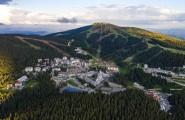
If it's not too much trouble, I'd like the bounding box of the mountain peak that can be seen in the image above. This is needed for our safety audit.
[93,22,119,27]
[92,22,120,32]
[93,22,111,26]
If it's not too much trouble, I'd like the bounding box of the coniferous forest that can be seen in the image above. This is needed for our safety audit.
[0,73,170,120]
[0,73,184,120]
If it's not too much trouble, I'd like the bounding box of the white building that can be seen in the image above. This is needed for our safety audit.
[179,74,185,77]
[71,59,80,64]
[51,76,65,87]
[54,58,62,63]
[34,67,41,72]
[44,58,50,63]
[144,64,148,69]
[70,57,74,61]
[107,66,119,72]
[75,47,81,52]
[146,68,172,75]
[38,59,42,63]
[63,56,68,60]
[42,66,50,72]
[25,67,33,72]
[52,68,61,72]
[82,61,90,67]
[183,65,185,69]
[15,82,23,88]
[17,76,28,82]
[95,71,109,86]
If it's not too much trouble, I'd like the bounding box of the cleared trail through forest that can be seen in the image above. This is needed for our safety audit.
[16,36,70,57]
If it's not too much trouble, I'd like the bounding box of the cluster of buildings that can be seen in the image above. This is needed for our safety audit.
[5,45,122,94]
[7,75,28,90]
[144,64,185,78]
[50,56,123,93]
[145,91,172,112]
[107,64,119,72]
[169,65,185,70]
[134,82,172,113]
[78,70,110,86]
[140,64,185,113]
[22,56,122,93]
[25,58,51,73]
[144,64,175,76]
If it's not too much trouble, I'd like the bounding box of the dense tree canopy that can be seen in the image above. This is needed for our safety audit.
[0,73,171,120]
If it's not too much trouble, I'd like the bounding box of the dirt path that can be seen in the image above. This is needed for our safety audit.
[96,33,114,43]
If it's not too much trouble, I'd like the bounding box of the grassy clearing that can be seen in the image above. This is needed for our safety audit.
[127,81,134,88]
[124,56,134,62]
[17,37,41,50]
[171,78,185,84]
[120,62,137,74]
[159,45,185,55]
[67,40,73,47]
[177,81,185,84]
[147,43,156,48]
[67,80,78,87]
[171,78,185,81]
[25,80,39,88]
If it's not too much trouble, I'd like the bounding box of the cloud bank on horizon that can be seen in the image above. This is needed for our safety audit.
[0,0,185,34]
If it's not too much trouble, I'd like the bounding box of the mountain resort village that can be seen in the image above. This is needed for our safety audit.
[3,46,185,114]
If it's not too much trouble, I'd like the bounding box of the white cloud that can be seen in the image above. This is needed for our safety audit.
[0,5,12,24]
[0,4,185,33]
[0,5,79,25]
[80,4,185,28]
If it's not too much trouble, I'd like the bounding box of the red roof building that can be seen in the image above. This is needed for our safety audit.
[15,82,23,86]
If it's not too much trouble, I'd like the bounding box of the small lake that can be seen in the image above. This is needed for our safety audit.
[63,87,83,93]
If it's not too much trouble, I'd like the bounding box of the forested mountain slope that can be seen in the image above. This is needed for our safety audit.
[45,23,185,68]
[0,34,63,88]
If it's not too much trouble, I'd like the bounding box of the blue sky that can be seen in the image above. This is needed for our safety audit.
[15,0,185,11]
[0,0,185,34]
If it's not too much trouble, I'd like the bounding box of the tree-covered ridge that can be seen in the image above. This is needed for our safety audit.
[134,47,185,67]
